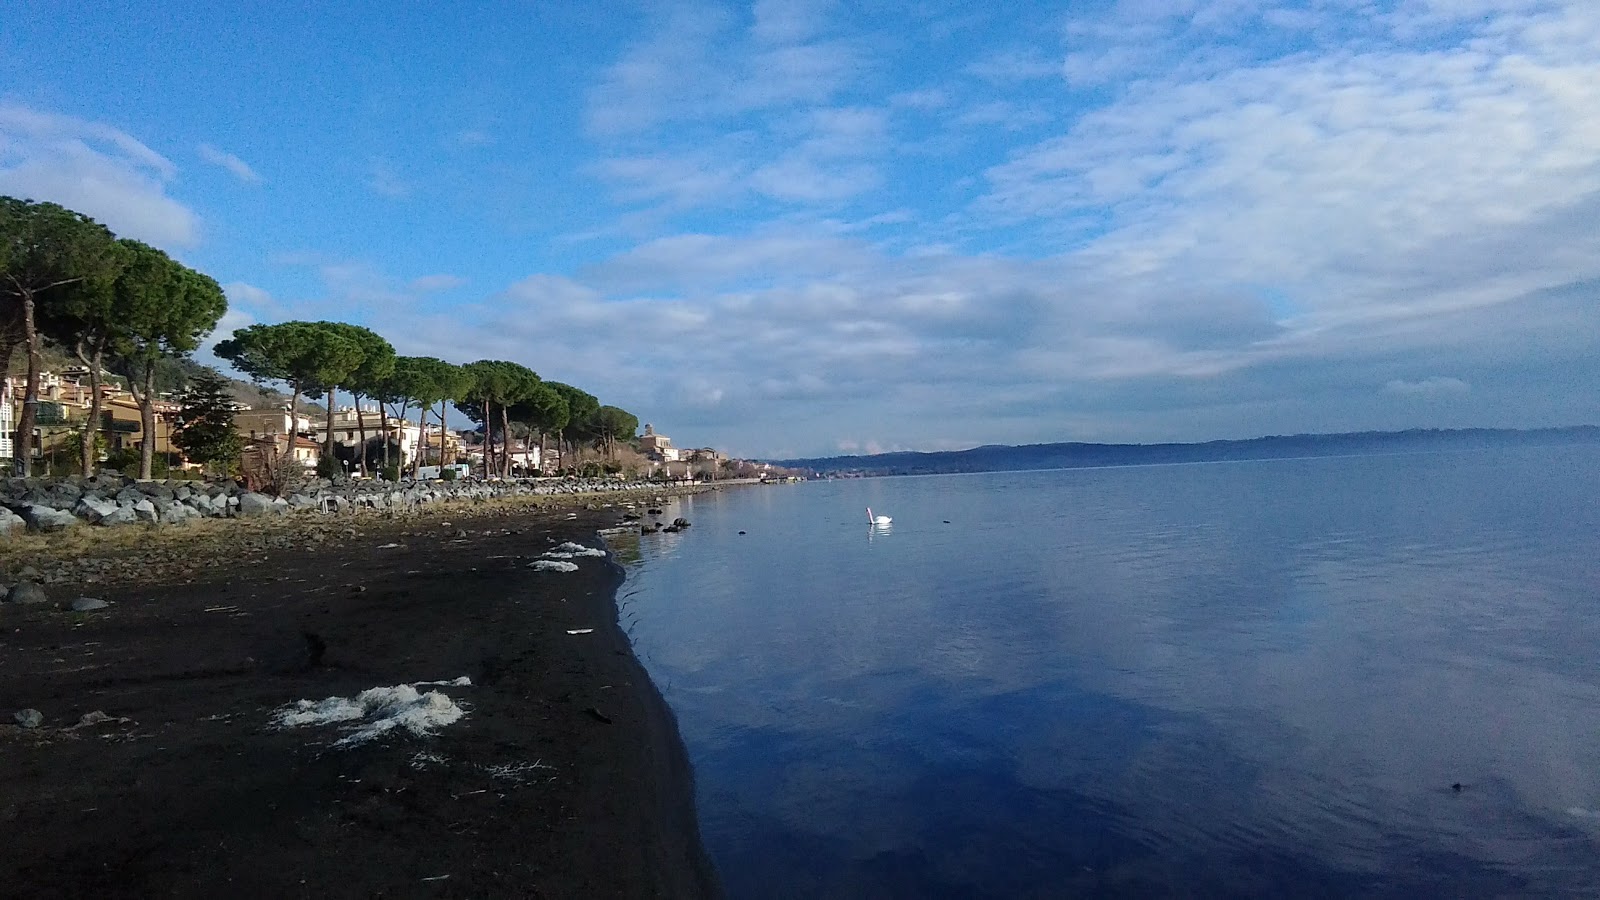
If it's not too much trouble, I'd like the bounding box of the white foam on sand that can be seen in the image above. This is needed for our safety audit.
[529,559,580,572]
[273,683,469,746]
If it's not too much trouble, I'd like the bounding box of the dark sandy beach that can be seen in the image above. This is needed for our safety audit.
[0,500,719,898]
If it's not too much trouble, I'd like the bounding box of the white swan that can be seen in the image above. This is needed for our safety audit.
[866,507,892,526]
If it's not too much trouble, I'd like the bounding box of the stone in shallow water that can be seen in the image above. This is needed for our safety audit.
[13,709,43,728]
[70,597,110,612]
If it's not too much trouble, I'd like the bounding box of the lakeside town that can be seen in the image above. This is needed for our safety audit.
[0,364,789,487]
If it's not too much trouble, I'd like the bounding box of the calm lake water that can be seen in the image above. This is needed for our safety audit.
[612,447,1600,897]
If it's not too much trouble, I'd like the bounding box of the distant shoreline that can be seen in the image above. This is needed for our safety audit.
[778,425,1600,477]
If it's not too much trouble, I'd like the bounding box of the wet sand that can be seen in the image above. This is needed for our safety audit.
[0,502,720,898]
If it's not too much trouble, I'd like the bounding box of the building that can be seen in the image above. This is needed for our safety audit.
[0,378,13,460]
[102,395,182,459]
[638,423,680,462]
[311,406,425,461]
[3,370,181,467]
[234,407,319,469]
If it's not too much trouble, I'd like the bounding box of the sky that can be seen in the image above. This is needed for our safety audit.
[2,0,1598,459]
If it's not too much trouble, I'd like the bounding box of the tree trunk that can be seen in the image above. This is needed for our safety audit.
[439,403,449,469]
[538,430,547,476]
[355,394,369,476]
[135,360,157,480]
[380,402,393,472]
[500,404,512,477]
[76,340,106,478]
[13,291,41,476]
[323,387,337,470]
[482,400,494,478]
[286,382,301,475]
[413,406,426,478]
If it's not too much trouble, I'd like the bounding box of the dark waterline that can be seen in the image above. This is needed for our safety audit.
[615,446,1600,897]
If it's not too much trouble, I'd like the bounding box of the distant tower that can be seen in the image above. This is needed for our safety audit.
[644,424,655,435]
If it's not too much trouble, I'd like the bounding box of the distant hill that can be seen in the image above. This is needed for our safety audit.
[774,427,1600,476]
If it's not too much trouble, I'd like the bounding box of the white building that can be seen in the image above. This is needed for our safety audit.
[313,406,424,460]
[0,378,14,461]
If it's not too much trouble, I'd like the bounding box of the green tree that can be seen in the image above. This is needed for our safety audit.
[344,328,395,475]
[507,381,569,475]
[172,369,242,474]
[546,382,599,471]
[375,356,468,475]
[371,355,432,472]
[215,321,362,473]
[304,323,393,473]
[108,245,228,479]
[37,239,132,477]
[0,197,122,475]
[586,405,639,460]
[460,360,540,477]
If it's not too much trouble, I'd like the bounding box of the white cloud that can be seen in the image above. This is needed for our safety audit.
[409,274,467,293]
[981,1,1600,349]
[369,159,410,198]
[0,103,199,246]
[1384,376,1470,398]
[197,143,261,183]
[223,281,275,309]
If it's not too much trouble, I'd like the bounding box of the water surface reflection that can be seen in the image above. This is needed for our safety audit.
[618,449,1600,896]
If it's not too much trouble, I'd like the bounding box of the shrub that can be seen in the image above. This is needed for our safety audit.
[381,465,401,482]
[316,456,341,479]
[441,467,458,482]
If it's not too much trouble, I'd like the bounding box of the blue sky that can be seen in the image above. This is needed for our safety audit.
[3,0,1597,458]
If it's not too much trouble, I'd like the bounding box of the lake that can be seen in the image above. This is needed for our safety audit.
[612,446,1600,897]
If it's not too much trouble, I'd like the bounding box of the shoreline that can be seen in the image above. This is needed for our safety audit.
[0,494,723,897]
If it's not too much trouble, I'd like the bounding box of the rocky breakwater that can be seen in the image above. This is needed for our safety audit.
[0,474,681,536]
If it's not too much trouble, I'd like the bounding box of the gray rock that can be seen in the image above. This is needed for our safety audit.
[163,503,198,526]
[0,508,24,537]
[99,507,138,527]
[132,499,159,524]
[115,487,143,505]
[6,582,48,605]
[74,495,121,524]
[137,482,176,501]
[238,492,275,518]
[13,709,43,728]
[16,504,78,532]
[69,597,110,611]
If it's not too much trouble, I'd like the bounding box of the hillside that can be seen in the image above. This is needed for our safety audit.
[775,426,1600,476]
[10,344,317,413]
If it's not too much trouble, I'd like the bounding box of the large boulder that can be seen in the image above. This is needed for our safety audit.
[162,503,198,526]
[137,482,176,501]
[99,506,138,527]
[74,495,121,524]
[237,492,275,518]
[15,504,78,532]
[132,499,159,524]
[0,508,25,537]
